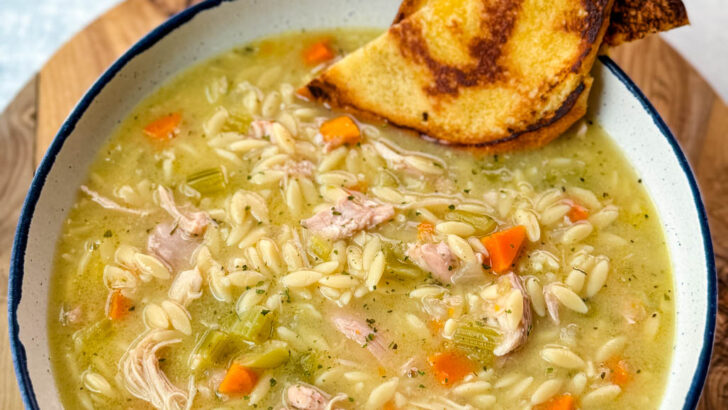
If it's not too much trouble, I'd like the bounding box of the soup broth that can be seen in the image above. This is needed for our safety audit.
[48,29,674,409]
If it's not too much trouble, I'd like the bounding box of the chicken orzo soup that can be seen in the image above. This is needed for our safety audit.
[48,29,674,410]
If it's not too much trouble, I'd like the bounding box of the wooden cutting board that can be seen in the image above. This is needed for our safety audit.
[1,0,726,408]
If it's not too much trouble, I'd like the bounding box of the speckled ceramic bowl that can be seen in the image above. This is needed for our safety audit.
[8,0,716,408]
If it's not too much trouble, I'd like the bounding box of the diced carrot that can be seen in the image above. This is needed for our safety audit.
[218,363,258,395]
[567,202,589,221]
[418,222,435,242]
[320,116,361,149]
[480,225,527,274]
[383,400,398,410]
[303,39,336,65]
[606,357,632,387]
[350,180,369,193]
[427,351,475,386]
[143,113,181,140]
[535,393,576,410]
[428,319,444,334]
[296,85,314,100]
[107,290,131,320]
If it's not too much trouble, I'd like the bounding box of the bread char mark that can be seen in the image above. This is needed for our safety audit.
[390,0,523,96]
[391,0,612,93]
[570,0,612,73]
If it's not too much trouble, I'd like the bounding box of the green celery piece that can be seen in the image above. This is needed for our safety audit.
[453,322,501,364]
[221,113,252,134]
[386,259,422,278]
[187,167,227,195]
[446,211,495,235]
[309,235,332,260]
[189,329,229,371]
[232,305,275,343]
[237,340,290,368]
[383,241,422,278]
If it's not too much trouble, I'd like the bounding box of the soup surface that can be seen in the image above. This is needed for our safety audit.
[48,29,674,410]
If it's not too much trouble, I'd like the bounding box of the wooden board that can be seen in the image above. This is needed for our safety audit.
[1,0,726,408]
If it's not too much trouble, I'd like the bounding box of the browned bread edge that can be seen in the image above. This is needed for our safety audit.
[394,0,689,46]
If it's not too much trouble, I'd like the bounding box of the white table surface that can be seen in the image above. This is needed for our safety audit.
[0,0,726,113]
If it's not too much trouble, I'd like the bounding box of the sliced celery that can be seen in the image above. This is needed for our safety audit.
[453,322,500,363]
[309,235,332,260]
[383,240,422,278]
[386,259,422,278]
[189,329,229,371]
[237,340,290,368]
[446,211,495,234]
[187,167,227,195]
[231,305,275,343]
[221,113,252,134]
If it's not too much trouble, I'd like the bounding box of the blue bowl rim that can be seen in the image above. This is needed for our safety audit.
[7,0,717,408]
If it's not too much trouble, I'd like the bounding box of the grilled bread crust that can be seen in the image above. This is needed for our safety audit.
[604,0,688,45]
[304,0,613,150]
[394,0,688,46]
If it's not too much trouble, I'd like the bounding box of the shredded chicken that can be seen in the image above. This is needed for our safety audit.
[621,297,647,324]
[302,191,394,240]
[157,186,211,237]
[148,222,202,271]
[59,305,83,326]
[493,273,532,356]
[168,268,203,306]
[407,242,456,283]
[120,329,190,410]
[248,120,275,139]
[80,185,149,216]
[282,160,315,179]
[285,383,346,410]
[543,283,561,324]
[330,312,391,365]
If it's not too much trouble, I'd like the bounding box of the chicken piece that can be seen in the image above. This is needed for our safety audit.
[621,297,647,324]
[120,329,189,410]
[493,273,532,356]
[80,185,149,216]
[147,222,202,271]
[282,160,315,179]
[60,305,83,326]
[407,242,456,283]
[543,283,561,324]
[157,186,211,237]
[286,383,335,410]
[168,268,203,306]
[331,312,391,365]
[301,192,394,240]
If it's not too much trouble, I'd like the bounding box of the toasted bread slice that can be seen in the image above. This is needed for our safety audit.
[395,0,688,46]
[303,0,613,148]
[604,0,688,45]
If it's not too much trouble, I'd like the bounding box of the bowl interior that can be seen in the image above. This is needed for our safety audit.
[9,0,715,408]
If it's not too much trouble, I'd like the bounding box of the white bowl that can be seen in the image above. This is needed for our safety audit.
[8,0,716,408]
